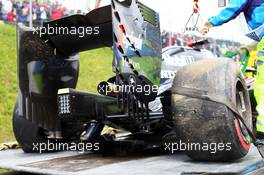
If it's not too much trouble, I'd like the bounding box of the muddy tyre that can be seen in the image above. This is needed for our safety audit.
[171,59,252,161]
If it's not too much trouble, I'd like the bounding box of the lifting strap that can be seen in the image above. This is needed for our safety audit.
[172,86,264,158]
[95,0,103,9]
[193,0,200,14]
[184,0,203,33]
[0,142,20,151]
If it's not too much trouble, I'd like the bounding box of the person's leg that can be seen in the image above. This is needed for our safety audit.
[255,38,264,136]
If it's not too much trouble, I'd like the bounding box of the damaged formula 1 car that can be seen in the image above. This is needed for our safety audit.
[13,0,253,161]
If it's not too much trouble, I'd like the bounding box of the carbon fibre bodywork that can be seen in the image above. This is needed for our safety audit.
[14,0,256,161]
[17,26,80,132]
[16,0,162,134]
[112,0,162,85]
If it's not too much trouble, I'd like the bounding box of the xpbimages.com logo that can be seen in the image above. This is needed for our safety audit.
[97,82,159,96]
[33,24,100,38]
[164,140,232,154]
[32,140,100,153]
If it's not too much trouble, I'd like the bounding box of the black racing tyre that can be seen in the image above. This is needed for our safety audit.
[171,59,252,161]
[13,100,49,153]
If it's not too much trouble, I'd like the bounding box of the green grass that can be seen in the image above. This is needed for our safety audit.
[0,24,17,143]
[78,49,114,92]
[0,169,9,173]
[0,23,113,143]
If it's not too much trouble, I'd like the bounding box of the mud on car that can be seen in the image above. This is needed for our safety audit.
[13,0,253,161]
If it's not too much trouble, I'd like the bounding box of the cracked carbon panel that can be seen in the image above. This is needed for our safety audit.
[112,0,162,86]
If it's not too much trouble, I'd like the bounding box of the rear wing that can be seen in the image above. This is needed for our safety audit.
[112,1,162,85]
[16,0,162,131]
[42,5,113,55]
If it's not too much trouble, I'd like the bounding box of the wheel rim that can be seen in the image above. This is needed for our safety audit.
[235,80,251,150]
